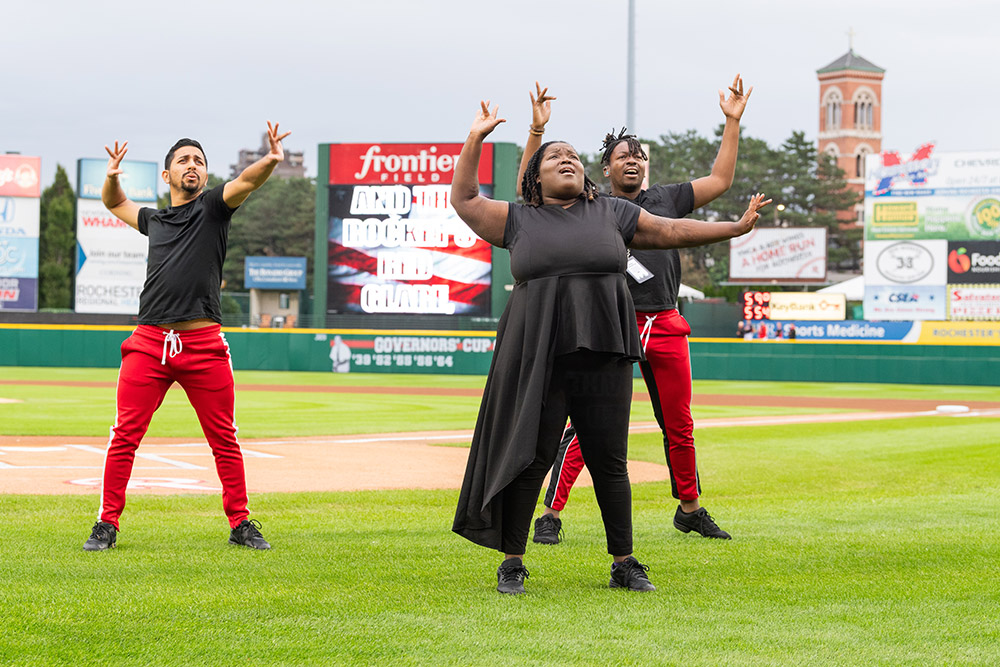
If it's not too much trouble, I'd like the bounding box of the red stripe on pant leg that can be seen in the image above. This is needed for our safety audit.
[173,328,249,529]
[551,433,585,511]
[637,310,700,501]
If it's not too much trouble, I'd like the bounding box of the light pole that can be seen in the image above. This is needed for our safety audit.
[627,0,635,132]
[773,203,786,227]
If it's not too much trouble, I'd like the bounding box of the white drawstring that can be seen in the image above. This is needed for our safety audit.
[161,330,182,365]
[639,315,657,353]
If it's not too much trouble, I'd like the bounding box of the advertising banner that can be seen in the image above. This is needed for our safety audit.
[245,256,307,290]
[747,320,918,341]
[864,147,1000,241]
[948,285,1000,320]
[912,321,1000,345]
[326,143,494,316]
[768,292,846,321]
[315,331,496,374]
[77,158,159,202]
[863,240,946,286]
[863,285,947,321]
[0,196,40,237]
[74,198,148,314]
[729,227,826,282]
[0,237,39,278]
[0,155,42,198]
[328,143,492,185]
[0,276,37,311]
[946,240,1000,284]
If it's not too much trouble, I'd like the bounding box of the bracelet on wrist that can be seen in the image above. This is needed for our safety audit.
[528,125,545,136]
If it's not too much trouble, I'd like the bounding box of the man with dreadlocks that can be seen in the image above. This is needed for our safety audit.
[452,96,768,595]
[524,76,751,545]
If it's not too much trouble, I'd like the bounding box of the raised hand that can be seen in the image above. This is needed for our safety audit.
[735,193,772,235]
[529,82,556,131]
[104,141,129,178]
[470,101,506,138]
[266,121,292,162]
[719,74,753,121]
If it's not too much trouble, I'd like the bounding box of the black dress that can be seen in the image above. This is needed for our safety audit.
[453,196,644,549]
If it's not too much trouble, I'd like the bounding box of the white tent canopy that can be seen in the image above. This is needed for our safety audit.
[678,283,705,300]
[816,276,864,301]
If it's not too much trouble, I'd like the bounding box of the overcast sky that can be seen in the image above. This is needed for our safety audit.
[3,0,993,193]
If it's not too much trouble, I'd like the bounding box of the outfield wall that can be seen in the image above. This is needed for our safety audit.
[0,325,996,386]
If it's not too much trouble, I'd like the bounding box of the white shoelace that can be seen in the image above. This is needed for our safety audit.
[161,330,182,365]
[639,315,657,353]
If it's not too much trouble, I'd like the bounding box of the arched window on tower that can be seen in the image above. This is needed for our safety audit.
[856,146,872,178]
[854,91,875,130]
[824,90,843,131]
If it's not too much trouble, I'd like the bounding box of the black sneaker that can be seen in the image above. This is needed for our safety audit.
[673,506,731,539]
[532,513,563,545]
[496,557,529,594]
[610,556,656,592]
[229,519,271,550]
[83,521,117,551]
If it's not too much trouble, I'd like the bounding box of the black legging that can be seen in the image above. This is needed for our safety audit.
[500,349,634,556]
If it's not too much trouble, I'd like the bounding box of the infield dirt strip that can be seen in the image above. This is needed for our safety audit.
[1,383,997,496]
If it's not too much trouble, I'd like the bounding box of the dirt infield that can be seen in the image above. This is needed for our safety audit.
[2,404,996,496]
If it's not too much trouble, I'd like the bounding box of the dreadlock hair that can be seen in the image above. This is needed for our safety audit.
[599,127,646,166]
[520,141,599,207]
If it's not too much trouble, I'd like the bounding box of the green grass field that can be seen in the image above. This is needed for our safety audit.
[1,368,999,665]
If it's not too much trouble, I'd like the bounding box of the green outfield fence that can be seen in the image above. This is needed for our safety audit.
[0,324,996,386]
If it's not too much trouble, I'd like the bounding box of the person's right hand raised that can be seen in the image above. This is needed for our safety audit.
[104,141,128,178]
[529,82,556,130]
[735,193,772,236]
[469,101,505,138]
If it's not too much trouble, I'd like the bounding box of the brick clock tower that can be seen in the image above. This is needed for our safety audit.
[816,46,885,224]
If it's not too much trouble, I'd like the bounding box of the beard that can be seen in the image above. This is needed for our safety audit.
[176,172,203,194]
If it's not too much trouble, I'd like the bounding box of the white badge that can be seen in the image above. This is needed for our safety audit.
[626,255,654,283]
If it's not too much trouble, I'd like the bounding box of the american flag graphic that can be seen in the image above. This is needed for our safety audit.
[326,184,492,315]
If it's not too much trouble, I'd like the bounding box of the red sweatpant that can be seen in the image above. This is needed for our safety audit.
[545,309,700,507]
[98,324,250,530]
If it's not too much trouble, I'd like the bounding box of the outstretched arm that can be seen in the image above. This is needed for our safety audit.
[101,141,141,230]
[691,74,753,209]
[451,101,510,247]
[223,121,291,208]
[631,193,770,249]
[515,82,555,198]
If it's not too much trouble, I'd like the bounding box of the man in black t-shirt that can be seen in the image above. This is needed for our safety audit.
[83,122,291,552]
[522,77,752,543]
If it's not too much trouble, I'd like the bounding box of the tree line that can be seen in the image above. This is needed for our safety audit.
[35,127,857,308]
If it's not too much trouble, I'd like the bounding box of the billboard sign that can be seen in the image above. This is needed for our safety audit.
[741,291,845,321]
[77,158,159,202]
[863,285,947,321]
[946,241,1000,284]
[0,237,39,278]
[0,196,40,237]
[729,227,826,282]
[863,240,946,287]
[328,143,492,185]
[948,285,1000,320]
[73,197,148,314]
[865,147,1000,241]
[0,276,37,311]
[245,256,307,290]
[0,155,42,198]
[326,143,493,316]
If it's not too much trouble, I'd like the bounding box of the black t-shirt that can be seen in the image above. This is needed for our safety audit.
[136,185,236,325]
[504,196,640,282]
[625,182,695,311]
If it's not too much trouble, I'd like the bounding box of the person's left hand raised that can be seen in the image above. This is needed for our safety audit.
[266,121,292,162]
[734,192,772,236]
[719,74,753,121]
[469,101,506,139]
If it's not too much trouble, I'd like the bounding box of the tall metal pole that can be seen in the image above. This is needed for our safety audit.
[626,0,636,132]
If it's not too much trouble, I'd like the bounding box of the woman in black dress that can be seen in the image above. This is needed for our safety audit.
[451,101,768,594]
